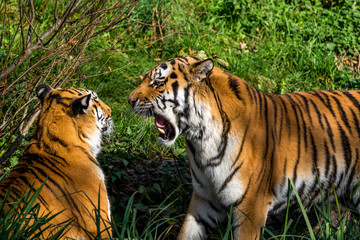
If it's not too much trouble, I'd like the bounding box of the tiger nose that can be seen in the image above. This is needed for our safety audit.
[128,97,137,108]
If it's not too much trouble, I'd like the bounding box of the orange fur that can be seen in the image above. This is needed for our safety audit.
[0,85,113,239]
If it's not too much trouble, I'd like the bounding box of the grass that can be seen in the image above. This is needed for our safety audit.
[1,0,360,239]
[0,183,71,239]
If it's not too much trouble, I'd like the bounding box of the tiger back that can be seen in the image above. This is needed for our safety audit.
[0,84,113,239]
[128,56,360,240]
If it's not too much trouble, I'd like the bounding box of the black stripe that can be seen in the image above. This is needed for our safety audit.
[191,169,206,189]
[345,150,357,192]
[307,178,320,207]
[156,98,165,111]
[194,215,213,235]
[292,94,308,150]
[218,162,243,193]
[279,158,288,194]
[204,81,231,167]
[33,156,72,184]
[308,98,324,129]
[331,95,352,132]
[338,123,352,173]
[73,145,99,166]
[311,91,336,117]
[297,182,306,198]
[331,155,337,183]
[295,93,313,126]
[227,73,244,103]
[183,86,190,118]
[309,132,318,174]
[324,140,331,178]
[61,89,79,95]
[323,114,336,152]
[283,95,301,184]
[350,108,360,139]
[189,56,201,61]
[186,140,204,171]
[31,165,83,218]
[257,89,264,115]
[256,93,270,183]
[172,81,179,104]
[277,96,291,140]
[47,129,68,148]
[276,97,284,145]
[208,201,223,214]
[233,175,252,207]
[343,91,360,109]
[231,121,250,169]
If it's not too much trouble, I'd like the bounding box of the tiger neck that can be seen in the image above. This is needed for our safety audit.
[31,114,102,159]
[183,70,262,166]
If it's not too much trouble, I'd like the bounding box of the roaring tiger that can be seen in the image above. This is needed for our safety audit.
[128,56,360,240]
[0,84,113,239]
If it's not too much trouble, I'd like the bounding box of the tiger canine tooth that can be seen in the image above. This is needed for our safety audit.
[155,128,165,134]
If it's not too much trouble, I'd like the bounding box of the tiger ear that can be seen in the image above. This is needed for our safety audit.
[190,59,214,82]
[36,84,52,104]
[72,94,92,115]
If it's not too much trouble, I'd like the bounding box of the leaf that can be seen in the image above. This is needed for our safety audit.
[215,58,231,70]
[126,126,132,135]
[173,148,185,157]
[153,183,161,194]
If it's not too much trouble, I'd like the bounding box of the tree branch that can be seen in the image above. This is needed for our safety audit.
[0,0,81,81]
[0,0,7,51]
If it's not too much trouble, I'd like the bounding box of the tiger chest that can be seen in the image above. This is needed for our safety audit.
[186,136,247,207]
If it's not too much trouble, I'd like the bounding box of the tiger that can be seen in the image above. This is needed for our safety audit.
[128,56,360,240]
[0,84,113,239]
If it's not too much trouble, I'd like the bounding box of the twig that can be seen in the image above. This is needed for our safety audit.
[0,0,7,51]
[0,108,39,165]
[54,0,58,21]
[91,1,137,38]
[0,0,81,80]
[69,61,134,81]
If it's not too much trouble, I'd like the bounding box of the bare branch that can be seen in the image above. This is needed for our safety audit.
[26,0,35,49]
[0,0,82,81]
[91,0,138,38]
[0,0,7,51]
[54,0,58,21]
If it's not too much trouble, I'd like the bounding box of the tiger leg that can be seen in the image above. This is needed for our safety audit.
[232,194,269,240]
[178,191,226,240]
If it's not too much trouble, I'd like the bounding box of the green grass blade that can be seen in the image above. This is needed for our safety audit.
[289,178,316,240]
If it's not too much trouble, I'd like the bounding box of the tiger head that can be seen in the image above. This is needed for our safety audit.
[35,84,113,156]
[128,56,214,146]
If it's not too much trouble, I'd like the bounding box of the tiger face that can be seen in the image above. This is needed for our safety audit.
[36,84,113,157]
[128,56,214,146]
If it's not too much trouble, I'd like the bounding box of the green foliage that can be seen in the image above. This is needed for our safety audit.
[0,183,71,239]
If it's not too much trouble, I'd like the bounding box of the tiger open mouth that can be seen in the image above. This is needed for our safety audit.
[154,115,176,141]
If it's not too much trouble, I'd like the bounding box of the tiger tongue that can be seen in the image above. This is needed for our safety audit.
[155,116,166,134]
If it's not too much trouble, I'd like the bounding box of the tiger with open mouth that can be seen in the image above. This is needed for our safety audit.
[129,56,360,240]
